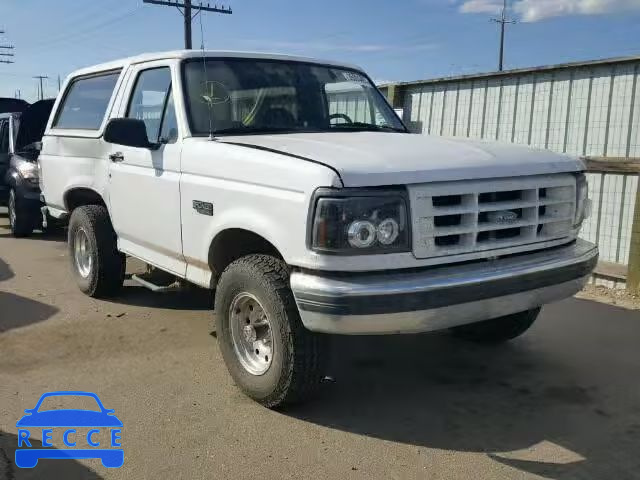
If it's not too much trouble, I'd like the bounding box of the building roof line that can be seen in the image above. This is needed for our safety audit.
[380,54,640,88]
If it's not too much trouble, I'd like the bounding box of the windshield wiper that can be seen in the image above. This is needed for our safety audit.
[330,122,405,133]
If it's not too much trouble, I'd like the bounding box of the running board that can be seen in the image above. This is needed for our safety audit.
[131,274,182,293]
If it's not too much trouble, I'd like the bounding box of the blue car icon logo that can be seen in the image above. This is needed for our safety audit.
[15,391,123,468]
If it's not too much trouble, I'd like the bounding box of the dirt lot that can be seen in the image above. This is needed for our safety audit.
[1,208,639,480]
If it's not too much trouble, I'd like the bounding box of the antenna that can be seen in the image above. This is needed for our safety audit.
[491,0,516,71]
[198,4,215,140]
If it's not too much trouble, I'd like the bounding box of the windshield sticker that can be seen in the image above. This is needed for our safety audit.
[200,81,230,106]
[341,71,369,84]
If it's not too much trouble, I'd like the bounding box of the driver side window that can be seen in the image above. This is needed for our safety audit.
[127,67,177,143]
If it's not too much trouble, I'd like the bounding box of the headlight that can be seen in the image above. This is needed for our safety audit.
[16,161,39,180]
[310,190,410,254]
[574,173,591,227]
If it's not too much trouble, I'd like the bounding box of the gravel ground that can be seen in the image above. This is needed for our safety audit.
[1,208,639,480]
[576,284,640,310]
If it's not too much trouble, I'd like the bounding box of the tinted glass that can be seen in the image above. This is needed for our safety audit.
[54,72,120,130]
[0,121,8,153]
[182,59,405,136]
[159,88,178,143]
[127,68,172,143]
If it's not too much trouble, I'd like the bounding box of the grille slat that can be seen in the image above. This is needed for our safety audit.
[430,198,574,216]
[410,174,577,259]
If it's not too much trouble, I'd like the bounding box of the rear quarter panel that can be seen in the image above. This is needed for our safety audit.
[39,136,112,211]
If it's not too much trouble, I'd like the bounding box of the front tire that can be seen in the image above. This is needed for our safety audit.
[8,188,35,237]
[68,205,125,298]
[215,254,328,408]
[451,308,541,344]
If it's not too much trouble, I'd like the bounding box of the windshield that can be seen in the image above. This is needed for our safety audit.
[36,395,101,412]
[182,58,406,136]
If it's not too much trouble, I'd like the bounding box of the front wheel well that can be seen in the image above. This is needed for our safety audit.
[64,188,106,212]
[209,229,283,282]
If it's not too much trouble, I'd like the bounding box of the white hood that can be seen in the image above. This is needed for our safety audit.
[221,132,584,187]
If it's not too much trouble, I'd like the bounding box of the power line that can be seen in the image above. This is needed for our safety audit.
[33,75,49,100]
[0,29,15,64]
[491,0,516,71]
[21,6,143,52]
[142,0,232,49]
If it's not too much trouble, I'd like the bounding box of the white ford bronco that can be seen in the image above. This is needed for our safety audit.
[40,50,598,408]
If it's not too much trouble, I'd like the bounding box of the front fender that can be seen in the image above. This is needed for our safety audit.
[204,207,288,262]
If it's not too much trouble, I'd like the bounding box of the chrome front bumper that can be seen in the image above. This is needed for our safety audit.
[291,239,598,335]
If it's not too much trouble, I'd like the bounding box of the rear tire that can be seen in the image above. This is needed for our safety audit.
[451,308,541,344]
[8,188,35,238]
[215,254,328,408]
[68,205,125,298]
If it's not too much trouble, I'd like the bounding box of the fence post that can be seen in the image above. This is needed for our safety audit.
[628,185,640,295]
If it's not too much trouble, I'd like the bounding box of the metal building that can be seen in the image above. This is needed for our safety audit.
[379,56,640,289]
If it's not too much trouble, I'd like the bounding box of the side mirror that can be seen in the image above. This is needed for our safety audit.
[104,118,158,149]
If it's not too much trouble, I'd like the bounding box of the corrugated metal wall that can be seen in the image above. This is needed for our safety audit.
[400,61,640,157]
[381,58,640,280]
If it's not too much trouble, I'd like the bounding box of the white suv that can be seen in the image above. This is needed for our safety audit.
[40,50,598,408]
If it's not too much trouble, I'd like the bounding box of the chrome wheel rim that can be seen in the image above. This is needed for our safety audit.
[8,190,16,227]
[229,292,274,376]
[73,228,92,278]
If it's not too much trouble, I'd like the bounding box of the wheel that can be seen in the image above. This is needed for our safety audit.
[68,205,125,298]
[451,308,541,344]
[8,188,35,237]
[215,254,328,408]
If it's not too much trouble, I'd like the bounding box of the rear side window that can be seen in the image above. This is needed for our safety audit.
[54,71,120,130]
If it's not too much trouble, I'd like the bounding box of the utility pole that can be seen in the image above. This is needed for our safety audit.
[0,30,15,64]
[491,0,516,71]
[33,75,49,100]
[142,0,232,49]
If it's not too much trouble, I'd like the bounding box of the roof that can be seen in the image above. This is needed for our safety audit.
[68,50,364,78]
[0,97,29,115]
[380,54,640,88]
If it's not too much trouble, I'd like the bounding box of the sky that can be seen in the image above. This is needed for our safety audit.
[1,0,639,102]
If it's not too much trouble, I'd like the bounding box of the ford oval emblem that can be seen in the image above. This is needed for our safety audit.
[488,210,519,225]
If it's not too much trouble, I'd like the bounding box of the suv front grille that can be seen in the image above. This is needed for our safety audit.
[409,174,577,259]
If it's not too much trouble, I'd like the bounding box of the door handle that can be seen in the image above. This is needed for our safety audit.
[109,152,125,163]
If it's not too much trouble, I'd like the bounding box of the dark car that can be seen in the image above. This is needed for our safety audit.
[0,97,28,114]
[3,99,56,237]
[0,98,29,202]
